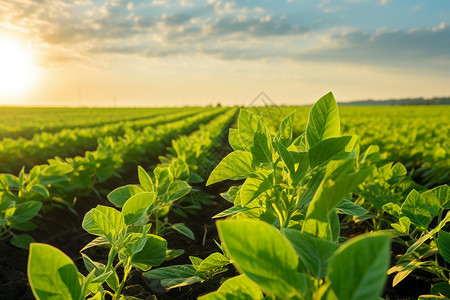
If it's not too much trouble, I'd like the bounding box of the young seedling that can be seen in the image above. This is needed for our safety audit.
[107,164,192,238]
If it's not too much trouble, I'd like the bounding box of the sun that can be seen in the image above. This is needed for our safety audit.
[0,38,37,98]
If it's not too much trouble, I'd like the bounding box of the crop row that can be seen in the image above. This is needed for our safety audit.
[24,107,238,299]
[0,107,231,249]
[23,93,449,299]
[0,107,181,139]
[0,107,206,173]
[252,105,449,186]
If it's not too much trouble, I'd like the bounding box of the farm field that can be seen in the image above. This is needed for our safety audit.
[0,96,449,300]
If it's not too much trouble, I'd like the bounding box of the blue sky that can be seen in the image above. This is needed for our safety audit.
[0,0,449,106]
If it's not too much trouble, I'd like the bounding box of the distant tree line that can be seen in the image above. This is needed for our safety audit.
[338,97,450,106]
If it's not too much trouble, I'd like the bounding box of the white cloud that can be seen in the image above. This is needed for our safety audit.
[260,15,272,23]
[180,0,193,7]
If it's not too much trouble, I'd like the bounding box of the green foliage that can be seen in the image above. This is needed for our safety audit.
[283,229,339,279]
[107,164,192,236]
[219,219,302,298]
[2,107,231,249]
[198,275,264,300]
[0,169,48,249]
[145,251,231,290]
[385,185,450,292]
[328,233,391,300]
[28,243,86,300]
[205,92,391,300]
[306,92,340,148]
[14,100,450,300]
[212,218,390,300]
[29,191,168,299]
[208,92,371,237]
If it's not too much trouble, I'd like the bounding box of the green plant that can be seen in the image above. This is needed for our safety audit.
[384,184,450,297]
[107,164,192,237]
[28,198,168,299]
[199,219,391,300]
[207,92,373,237]
[0,166,63,249]
[356,160,423,230]
[198,92,392,299]
[144,251,231,290]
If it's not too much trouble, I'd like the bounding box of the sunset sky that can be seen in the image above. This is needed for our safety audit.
[0,0,449,106]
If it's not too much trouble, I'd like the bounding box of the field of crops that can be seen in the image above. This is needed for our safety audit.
[0,95,449,300]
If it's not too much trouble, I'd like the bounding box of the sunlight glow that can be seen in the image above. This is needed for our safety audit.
[0,38,37,98]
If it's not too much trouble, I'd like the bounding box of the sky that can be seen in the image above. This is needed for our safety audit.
[0,0,449,106]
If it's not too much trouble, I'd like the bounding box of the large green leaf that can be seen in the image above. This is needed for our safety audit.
[274,141,309,187]
[11,233,35,249]
[11,201,42,223]
[431,282,450,298]
[138,166,154,191]
[283,229,339,279]
[82,205,126,244]
[207,151,254,185]
[336,198,369,217]
[28,243,83,300]
[401,190,432,229]
[238,110,273,164]
[144,265,203,289]
[306,92,340,148]
[131,234,167,271]
[328,233,391,300]
[405,211,450,255]
[308,136,357,168]
[196,252,230,273]
[107,185,144,207]
[164,181,191,204]
[302,160,372,240]
[240,177,272,207]
[238,109,260,149]
[422,184,449,211]
[198,275,264,300]
[276,111,295,147]
[122,192,155,225]
[218,219,305,299]
[229,128,245,151]
[437,230,450,263]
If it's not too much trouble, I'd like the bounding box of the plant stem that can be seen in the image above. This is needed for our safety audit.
[155,213,160,235]
[105,247,117,272]
[115,264,132,299]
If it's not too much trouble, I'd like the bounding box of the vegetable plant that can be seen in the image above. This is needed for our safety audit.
[207,92,373,237]
[0,165,69,249]
[28,194,168,299]
[200,92,392,299]
[384,184,450,298]
[107,164,192,238]
[200,219,391,300]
